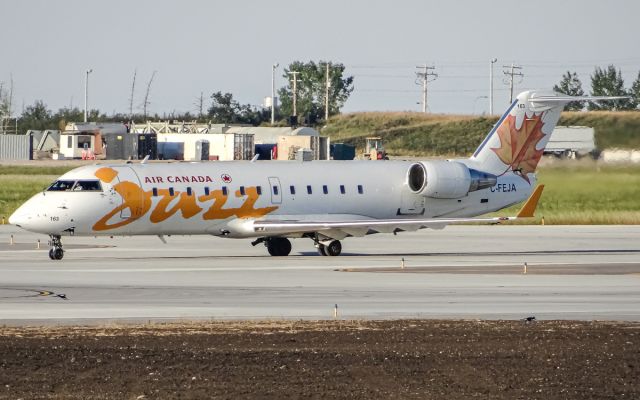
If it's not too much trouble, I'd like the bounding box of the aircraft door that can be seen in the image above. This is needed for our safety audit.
[268,177,282,204]
[112,166,144,219]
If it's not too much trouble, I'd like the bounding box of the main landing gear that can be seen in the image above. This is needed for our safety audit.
[250,237,292,256]
[251,236,343,257]
[316,240,342,257]
[48,235,64,260]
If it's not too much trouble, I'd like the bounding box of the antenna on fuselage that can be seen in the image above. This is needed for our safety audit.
[141,155,150,164]
[250,154,259,162]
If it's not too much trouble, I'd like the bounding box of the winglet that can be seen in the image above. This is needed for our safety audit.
[516,185,544,218]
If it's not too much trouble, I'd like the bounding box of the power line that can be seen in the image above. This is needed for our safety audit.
[415,64,438,113]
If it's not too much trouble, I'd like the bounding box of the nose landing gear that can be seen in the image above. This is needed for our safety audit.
[48,235,64,260]
[316,239,342,256]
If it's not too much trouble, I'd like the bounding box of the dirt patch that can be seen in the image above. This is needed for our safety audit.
[0,319,638,399]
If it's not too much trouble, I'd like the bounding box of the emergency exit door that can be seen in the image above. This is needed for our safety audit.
[268,177,282,204]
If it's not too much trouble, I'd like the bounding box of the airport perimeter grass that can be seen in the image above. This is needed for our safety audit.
[492,162,640,224]
[0,163,639,225]
[324,111,640,156]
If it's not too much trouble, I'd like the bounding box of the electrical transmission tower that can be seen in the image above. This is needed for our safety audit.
[503,63,524,104]
[194,92,205,119]
[415,64,438,113]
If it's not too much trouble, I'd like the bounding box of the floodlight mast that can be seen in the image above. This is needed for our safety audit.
[84,68,93,123]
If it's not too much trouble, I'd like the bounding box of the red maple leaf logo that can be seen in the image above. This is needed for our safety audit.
[491,114,546,183]
[221,174,232,183]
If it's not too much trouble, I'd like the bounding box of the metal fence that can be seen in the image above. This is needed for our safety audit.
[0,135,32,160]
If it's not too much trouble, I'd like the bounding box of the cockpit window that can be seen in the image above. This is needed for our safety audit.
[73,180,103,191]
[47,180,76,191]
[47,180,102,192]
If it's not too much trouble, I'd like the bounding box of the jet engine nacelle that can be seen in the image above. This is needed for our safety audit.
[406,161,497,199]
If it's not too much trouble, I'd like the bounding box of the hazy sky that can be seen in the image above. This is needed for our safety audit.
[1,0,639,116]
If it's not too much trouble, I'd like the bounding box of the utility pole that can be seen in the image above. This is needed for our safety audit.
[415,64,437,113]
[271,63,279,125]
[325,62,331,120]
[288,71,300,117]
[503,63,524,104]
[489,58,497,115]
[84,68,93,123]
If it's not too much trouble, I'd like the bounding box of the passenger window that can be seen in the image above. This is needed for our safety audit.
[222,186,228,196]
[290,185,296,195]
[47,180,76,191]
[257,186,262,195]
[169,187,175,196]
[239,186,246,196]
[357,185,363,194]
[186,187,192,196]
[340,185,345,194]
[273,186,279,195]
[152,188,158,197]
[323,185,328,194]
[204,187,210,196]
[307,185,312,195]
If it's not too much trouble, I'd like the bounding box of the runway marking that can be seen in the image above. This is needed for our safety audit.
[0,288,68,300]
[341,262,640,275]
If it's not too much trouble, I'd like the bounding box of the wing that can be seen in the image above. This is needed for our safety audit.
[250,185,544,239]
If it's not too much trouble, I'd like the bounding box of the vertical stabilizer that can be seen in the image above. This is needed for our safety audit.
[469,91,566,183]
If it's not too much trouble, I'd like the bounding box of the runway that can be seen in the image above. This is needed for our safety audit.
[0,225,639,324]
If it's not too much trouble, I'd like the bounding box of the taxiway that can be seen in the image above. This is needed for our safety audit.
[0,225,638,324]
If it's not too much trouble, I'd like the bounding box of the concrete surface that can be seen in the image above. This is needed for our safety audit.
[0,225,638,324]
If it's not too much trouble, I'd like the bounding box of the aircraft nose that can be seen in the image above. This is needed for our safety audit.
[8,210,27,227]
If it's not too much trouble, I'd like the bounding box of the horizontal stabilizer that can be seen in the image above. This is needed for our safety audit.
[530,94,630,103]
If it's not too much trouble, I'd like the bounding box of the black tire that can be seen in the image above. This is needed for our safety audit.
[53,248,64,260]
[267,238,291,256]
[317,244,327,256]
[48,248,55,260]
[325,240,342,256]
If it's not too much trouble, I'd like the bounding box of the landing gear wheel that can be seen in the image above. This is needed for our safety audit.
[48,235,64,260]
[325,240,342,257]
[53,248,64,260]
[317,244,327,256]
[266,237,292,256]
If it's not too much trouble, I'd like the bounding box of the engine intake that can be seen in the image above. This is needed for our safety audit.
[407,161,497,199]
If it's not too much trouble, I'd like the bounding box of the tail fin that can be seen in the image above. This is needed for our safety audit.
[469,91,627,183]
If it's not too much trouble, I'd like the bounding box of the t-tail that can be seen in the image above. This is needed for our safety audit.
[468,90,627,183]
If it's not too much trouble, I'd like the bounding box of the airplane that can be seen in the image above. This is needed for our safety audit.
[9,90,623,260]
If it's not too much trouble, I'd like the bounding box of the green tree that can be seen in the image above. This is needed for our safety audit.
[52,107,85,131]
[589,65,634,110]
[17,100,53,133]
[0,82,14,133]
[630,71,640,110]
[553,71,585,111]
[277,61,354,125]
[207,91,269,125]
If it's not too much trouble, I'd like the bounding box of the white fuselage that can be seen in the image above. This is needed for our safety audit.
[10,160,531,238]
